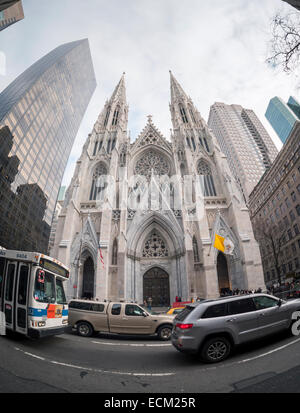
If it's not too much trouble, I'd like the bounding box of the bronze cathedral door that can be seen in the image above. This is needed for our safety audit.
[143,267,170,307]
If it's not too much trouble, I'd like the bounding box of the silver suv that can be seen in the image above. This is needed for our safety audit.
[171,293,300,363]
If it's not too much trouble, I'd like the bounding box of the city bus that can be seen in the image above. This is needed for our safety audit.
[0,249,69,338]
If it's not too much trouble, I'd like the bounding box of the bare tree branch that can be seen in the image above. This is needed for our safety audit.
[267,11,300,73]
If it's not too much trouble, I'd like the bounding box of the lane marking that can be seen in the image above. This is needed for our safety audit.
[238,337,300,364]
[14,347,175,377]
[12,337,300,377]
[91,341,171,347]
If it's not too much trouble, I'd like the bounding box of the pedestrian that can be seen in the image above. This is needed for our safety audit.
[147,297,152,311]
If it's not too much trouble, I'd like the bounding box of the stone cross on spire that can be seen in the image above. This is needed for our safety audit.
[147,115,153,124]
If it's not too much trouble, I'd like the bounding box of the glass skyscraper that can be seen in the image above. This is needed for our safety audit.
[265,96,300,144]
[0,39,96,253]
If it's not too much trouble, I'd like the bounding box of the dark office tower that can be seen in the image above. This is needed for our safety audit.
[0,39,97,252]
[282,0,300,11]
[0,1,24,31]
[0,1,19,11]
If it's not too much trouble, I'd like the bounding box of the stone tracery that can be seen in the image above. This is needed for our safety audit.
[142,231,169,258]
[134,150,170,179]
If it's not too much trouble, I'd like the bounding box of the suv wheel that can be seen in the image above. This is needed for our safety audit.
[157,325,172,341]
[201,337,231,363]
[77,321,94,337]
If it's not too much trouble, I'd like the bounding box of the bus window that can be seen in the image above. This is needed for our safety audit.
[18,266,29,305]
[5,264,15,302]
[56,279,67,305]
[0,257,5,299]
[34,270,55,303]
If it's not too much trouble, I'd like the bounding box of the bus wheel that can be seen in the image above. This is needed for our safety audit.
[77,321,93,337]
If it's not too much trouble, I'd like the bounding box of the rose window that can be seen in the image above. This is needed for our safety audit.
[134,150,170,179]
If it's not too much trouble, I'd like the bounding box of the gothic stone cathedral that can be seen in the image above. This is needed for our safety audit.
[51,72,265,305]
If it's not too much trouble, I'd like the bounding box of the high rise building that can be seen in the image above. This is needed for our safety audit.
[282,0,300,10]
[0,39,97,253]
[0,0,24,31]
[51,72,265,303]
[249,121,300,286]
[208,103,278,202]
[265,96,300,144]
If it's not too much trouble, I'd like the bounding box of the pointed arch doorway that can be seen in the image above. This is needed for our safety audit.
[217,252,231,295]
[82,256,95,299]
[143,267,170,307]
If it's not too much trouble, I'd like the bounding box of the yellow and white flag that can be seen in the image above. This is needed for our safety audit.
[214,234,235,255]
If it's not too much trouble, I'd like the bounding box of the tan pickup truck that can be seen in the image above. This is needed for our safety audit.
[68,299,175,340]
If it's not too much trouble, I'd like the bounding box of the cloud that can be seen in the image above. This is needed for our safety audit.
[0,0,295,188]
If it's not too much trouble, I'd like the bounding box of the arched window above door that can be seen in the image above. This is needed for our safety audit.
[142,232,169,258]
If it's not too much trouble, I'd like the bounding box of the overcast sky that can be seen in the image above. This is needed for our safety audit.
[0,0,298,187]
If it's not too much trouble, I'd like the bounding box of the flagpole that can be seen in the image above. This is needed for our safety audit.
[207,208,221,257]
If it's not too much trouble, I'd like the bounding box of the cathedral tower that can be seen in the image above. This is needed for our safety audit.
[52,72,265,303]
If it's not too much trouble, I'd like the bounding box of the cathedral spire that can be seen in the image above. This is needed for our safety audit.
[169,71,204,130]
[169,70,189,104]
[108,72,127,106]
[95,73,128,133]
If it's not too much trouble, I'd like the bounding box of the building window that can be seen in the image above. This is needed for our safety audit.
[89,163,107,201]
[291,191,297,202]
[112,106,120,126]
[142,232,169,258]
[179,104,188,123]
[296,204,300,216]
[193,236,200,263]
[104,106,111,127]
[93,141,98,156]
[197,159,217,197]
[107,139,111,153]
[188,105,196,123]
[203,137,210,152]
[294,224,299,235]
[112,239,118,265]
[191,137,196,151]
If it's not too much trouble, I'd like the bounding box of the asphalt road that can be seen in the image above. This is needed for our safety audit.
[0,329,300,393]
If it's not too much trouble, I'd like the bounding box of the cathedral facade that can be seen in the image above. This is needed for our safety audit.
[51,72,265,305]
